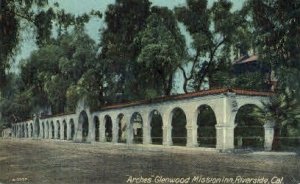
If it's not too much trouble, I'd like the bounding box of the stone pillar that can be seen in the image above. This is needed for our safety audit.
[33,114,39,139]
[74,117,83,142]
[162,112,172,146]
[112,115,118,143]
[24,124,28,138]
[60,121,64,140]
[85,113,92,143]
[49,122,53,139]
[125,116,133,145]
[186,111,198,147]
[264,121,275,151]
[67,120,71,140]
[44,122,49,139]
[17,125,19,138]
[28,124,32,138]
[216,124,235,150]
[141,112,151,145]
[90,117,96,142]
[99,115,106,143]
[54,122,58,139]
[17,125,20,138]
[40,122,44,139]
[214,93,238,151]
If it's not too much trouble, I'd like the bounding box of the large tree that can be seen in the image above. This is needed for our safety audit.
[246,0,300,149]
[0,0,100,89]
[133,7,186,97]
[248,0,300,95]
[0,29,101,122]
[99,0,151,101]
[175,0,252,92]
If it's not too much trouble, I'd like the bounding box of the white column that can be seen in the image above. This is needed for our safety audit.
[186,111,198,147]
[74,117,82,142]
[60,121,64,140]
[162,112,172,146]
[39,122,43,139]
[264,121,275,151]
[90,117,96,142]
[216,124,235,150]
[17,125,20,138]
[67,120,71,140]
[54,121,58,139]
[141,111,151,145]
[45,123,48,139]
[215,94,237,151]
[49,122,53,139]
[99,115,106,143]
[125,116,133,144]
[112,115,118,143]
[24,124,28,138]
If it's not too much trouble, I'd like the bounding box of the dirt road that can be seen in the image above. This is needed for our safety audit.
[0,139,299,184]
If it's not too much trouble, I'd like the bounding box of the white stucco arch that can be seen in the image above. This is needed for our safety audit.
[12,89,273,151]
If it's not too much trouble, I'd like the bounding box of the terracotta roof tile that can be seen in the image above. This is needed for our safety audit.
[100,88,274,111]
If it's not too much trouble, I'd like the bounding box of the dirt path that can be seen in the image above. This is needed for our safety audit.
[0,139,299,184]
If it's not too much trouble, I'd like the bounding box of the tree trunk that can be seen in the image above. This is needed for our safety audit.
[272,126,281,150]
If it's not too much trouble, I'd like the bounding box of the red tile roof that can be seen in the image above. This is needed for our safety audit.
[100,88,274,111]
[40,112,75,120]
[15,88,274,123]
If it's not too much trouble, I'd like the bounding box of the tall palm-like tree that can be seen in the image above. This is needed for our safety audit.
[252,89,300,150]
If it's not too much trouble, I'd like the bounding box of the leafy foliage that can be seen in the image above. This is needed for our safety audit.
[175,0,251,92]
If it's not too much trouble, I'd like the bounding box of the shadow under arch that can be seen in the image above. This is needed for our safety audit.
[197,104,217,148]
[149,110,163,145]
[234,104,265,150]
[94,116,100,142]
[130,112,143,144]
[41,122,45,138]
[78,110,89,142]
[117,113,126,143]
[30,124,33,137]
[56,120,60,139]
[62,120,67,140]
[170,107,187,146]
[69,119,75,140]
[50,121,54,139]
[104,115,113,142]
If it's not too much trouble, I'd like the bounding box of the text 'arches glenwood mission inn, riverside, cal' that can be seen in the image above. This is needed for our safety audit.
[11,88,275,151]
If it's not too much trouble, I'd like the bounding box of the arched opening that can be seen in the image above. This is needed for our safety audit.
[79,110,89,142]
[42,123,45,138]
[69,119,75,140]
[171,108,187,146]
[94,116,100,142]
[51,121,54,138]
[130,112,143,144]
[117,114,126,143]
[234,104,264,150]
[104,115,112,142]
[63,120,67,140]
[56,121,61,139]
[197,105,217,148]
[150,110,163,145]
